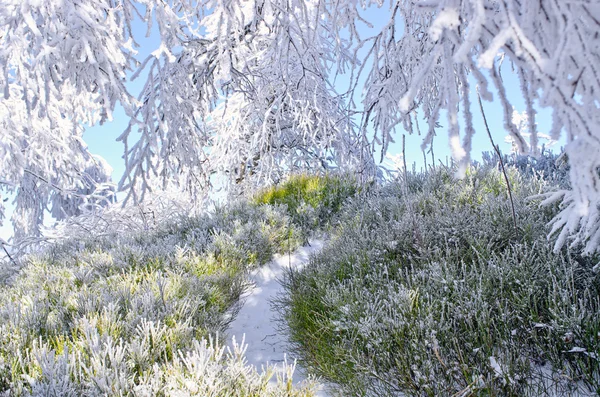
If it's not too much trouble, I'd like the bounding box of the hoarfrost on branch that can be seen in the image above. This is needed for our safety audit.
[2,0,599,253]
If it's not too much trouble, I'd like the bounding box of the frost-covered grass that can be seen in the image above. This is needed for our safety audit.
[0,198,325,395]
[0,173,358,395]
[280,164,600,396]
[253,173,358,240]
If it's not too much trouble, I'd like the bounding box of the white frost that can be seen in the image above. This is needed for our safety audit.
[429,8,460,41]
[227,239,330,395]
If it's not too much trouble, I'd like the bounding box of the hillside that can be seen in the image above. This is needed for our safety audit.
[0,157,598,396]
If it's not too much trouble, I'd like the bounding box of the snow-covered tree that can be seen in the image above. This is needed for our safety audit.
[1,0,133,245]
[118,0,373,204]
[2,0,599,252]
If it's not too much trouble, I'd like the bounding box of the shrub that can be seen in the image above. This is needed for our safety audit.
[0,199,316,395]
[280,164,600,396]
[253,174,358,237]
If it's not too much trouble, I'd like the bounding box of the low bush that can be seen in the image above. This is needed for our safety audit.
[0,200,316,395]
[280,164,600,396]
[253,174,358,239]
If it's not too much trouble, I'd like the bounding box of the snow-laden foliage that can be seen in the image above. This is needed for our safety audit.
[504,110,558,153]
[0,0,129,240]
[482,150,570,189]
[3,0,600,249]
[2,187,190,261]
[280,164,600,396]
[119,0,372,202]
[1,329,314,396]
[43,188,202,243]
[0,191,325,395]
[49,155,116,221]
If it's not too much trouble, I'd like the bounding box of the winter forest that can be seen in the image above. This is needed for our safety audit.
[1,0,599,395]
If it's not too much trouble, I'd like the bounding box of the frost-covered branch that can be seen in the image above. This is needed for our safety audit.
[353,0,600,252]
[118,0,370,201]
[3,0,600,252]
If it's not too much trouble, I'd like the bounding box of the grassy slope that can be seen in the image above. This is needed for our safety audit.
[0,175,357,396]
[281,164,600,396]
[3,165,598,396]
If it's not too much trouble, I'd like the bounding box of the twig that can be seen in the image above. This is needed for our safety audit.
[1,242,18,268]
[433,341,447,369]
[261,333,276,342]
[477,89,518,233]
[401,135,423,248]
[402,134,408,177]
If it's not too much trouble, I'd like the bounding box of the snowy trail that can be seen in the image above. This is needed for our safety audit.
[227,239,330,396]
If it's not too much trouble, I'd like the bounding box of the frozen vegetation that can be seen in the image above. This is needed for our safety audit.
[1,157,599,396]
[280,154,600,396]
[0,174,355,395]
[2,2,600,395]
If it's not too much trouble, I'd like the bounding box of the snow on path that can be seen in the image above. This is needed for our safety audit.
[227,239,330,396]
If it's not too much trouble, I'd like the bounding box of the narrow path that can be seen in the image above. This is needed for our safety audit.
[227,239,329,395]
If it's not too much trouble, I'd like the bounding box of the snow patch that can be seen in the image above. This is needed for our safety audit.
[227,239,331,396]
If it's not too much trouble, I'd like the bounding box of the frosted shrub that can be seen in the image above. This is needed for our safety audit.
[0,194,318,395]
[14,332,314,397]
[481,150,570,189]
[281,164,600,396]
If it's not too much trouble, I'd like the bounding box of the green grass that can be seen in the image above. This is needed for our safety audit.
[280,165,600,396]
[253,173,358,237]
